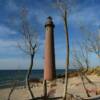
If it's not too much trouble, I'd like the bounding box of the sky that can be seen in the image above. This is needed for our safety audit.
[0,0,100,69]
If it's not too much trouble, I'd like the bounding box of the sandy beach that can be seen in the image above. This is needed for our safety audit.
[0,75,100,100]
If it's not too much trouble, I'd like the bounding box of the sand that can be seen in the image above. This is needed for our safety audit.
[0,75,100,100]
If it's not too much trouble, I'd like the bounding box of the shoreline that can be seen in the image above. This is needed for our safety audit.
[0,74,100,100]
[0,69,100,89]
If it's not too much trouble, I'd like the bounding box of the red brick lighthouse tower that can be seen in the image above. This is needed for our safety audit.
[44,16,56,81]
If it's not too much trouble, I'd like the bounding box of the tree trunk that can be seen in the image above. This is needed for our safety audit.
[63,10,70,100]
[43,80,47,100]
[79,72,90,97]
[26,54,34,99]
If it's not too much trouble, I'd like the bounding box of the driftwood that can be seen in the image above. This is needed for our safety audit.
[29,94,100,100]
[29,96,63,100]
[83,95,100,100]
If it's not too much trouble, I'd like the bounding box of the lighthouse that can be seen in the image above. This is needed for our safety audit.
[44,16,56,81]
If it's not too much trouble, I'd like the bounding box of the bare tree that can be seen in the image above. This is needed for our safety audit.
[53,0,72,99]
[73,42,98,97]
[80,26,100,58]
[19,8,38,99]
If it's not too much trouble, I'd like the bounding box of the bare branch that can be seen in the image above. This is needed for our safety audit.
[18,7,38,99]
[72,42,98,97]
[80,27,100,58]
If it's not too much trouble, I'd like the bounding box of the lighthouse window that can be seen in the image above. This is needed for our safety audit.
[47,28,48,31]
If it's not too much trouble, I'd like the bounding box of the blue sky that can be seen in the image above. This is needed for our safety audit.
[0,0,100,69]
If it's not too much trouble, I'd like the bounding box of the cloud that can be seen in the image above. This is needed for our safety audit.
[0,39,23,59]
[6,0,19,12]
[0,0,100,69]
[28,0,100,28]
[0,57,44,69]
[68,4,100,28]
[0,39,17,48]
[0,58,29,69]
[0,25,17,36]
[29,6,62,26]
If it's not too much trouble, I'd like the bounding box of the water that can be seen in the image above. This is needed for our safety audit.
[0,69,77,88]
[0,69,65,88]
